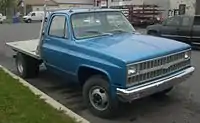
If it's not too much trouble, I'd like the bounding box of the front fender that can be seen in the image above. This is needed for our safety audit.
[147,25,161,33]
[75,55,126,88]
[78,64,112,83]
[77,63,126,100]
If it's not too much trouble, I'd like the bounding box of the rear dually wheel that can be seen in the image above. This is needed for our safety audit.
[15,52,40,78]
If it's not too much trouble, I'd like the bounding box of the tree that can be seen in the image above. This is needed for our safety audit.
[0,0,16,15]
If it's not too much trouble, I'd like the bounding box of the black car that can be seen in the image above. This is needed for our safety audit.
[147,15,200,48]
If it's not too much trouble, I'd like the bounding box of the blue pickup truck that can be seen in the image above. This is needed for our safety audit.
[6,8,195,118]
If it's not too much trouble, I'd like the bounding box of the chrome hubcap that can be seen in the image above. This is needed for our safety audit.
[17,59,23,74]
[89,86,109,111]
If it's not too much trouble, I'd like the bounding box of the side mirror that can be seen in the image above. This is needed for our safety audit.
[45,17,48,22]
[41,31,45,36]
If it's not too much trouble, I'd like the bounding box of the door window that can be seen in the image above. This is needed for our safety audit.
[181,16,191,26]
[165,16,180,26]
[48,15,67,38]
[31,13,36,16]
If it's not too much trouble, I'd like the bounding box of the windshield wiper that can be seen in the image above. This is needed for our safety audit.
[108,29,129,34]
[85,30,112,36]
[85,30,102,34]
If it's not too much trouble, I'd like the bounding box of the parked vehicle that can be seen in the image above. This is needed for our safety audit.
[147,15,200,48]
[119,4,163,27]
[23,11,48,23]
[6,8,195,118]
[0,13,6,24]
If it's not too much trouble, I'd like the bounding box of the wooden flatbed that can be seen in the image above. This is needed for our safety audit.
[6,39,41,59]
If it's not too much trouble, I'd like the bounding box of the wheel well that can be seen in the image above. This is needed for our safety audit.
[16,52,42,65]
[78,66,109,86]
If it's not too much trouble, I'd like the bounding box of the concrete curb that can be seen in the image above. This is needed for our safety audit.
[0,65,90,123]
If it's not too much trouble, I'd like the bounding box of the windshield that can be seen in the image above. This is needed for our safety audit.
[71,11,135,39]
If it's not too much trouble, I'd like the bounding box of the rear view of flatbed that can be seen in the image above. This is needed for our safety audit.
[6,39,41,59]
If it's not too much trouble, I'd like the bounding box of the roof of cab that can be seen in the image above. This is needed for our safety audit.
[51,8,121,15]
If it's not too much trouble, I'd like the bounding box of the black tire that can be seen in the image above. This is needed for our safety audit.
[27,19,31,23]
[83,75,119,118]
[151,87,173,98]
[15,52,39,78]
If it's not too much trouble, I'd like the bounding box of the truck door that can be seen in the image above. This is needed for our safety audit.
[177,16,193,44]
[41,14,72,75]
[160,16,181,41]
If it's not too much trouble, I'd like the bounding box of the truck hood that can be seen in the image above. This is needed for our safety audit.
[147,24,162,30]
[78,33,190,64]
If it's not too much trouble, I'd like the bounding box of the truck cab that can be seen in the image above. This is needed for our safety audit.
[7,8,195,118]
[147,15,200,48]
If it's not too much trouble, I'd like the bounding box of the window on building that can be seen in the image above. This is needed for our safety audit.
[179,4,186,15]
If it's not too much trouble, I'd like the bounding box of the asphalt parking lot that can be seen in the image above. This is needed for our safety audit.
[0,23,200,123]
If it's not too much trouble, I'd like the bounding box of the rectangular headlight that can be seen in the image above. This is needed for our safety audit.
[184,50,191,60]
[127,65,138,77]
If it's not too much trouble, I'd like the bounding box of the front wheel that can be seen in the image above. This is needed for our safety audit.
[27,19,31,23]
[83,75,119,118]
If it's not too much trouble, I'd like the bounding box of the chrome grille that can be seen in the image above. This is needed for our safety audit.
[127,50,191,86]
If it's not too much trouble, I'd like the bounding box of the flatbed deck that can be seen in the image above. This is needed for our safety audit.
[6,39,41,59]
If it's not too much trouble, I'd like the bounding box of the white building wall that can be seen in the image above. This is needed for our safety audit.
[169,0,196,15]
[108,0,144,7]
[55,0,94,5]
[59,4,93,9]
[32,4,93,12]
[32,6,59,11]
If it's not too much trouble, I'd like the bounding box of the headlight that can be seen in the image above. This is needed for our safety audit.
[184,51,191,59]
[127,66,137,76]
[156,17,160,21]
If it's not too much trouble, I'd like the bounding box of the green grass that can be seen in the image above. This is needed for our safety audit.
[0,69,77,123]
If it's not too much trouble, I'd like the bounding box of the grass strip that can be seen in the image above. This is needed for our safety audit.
[0,69,77,123]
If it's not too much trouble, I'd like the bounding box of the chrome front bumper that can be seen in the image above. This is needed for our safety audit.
[117,67,195,102]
